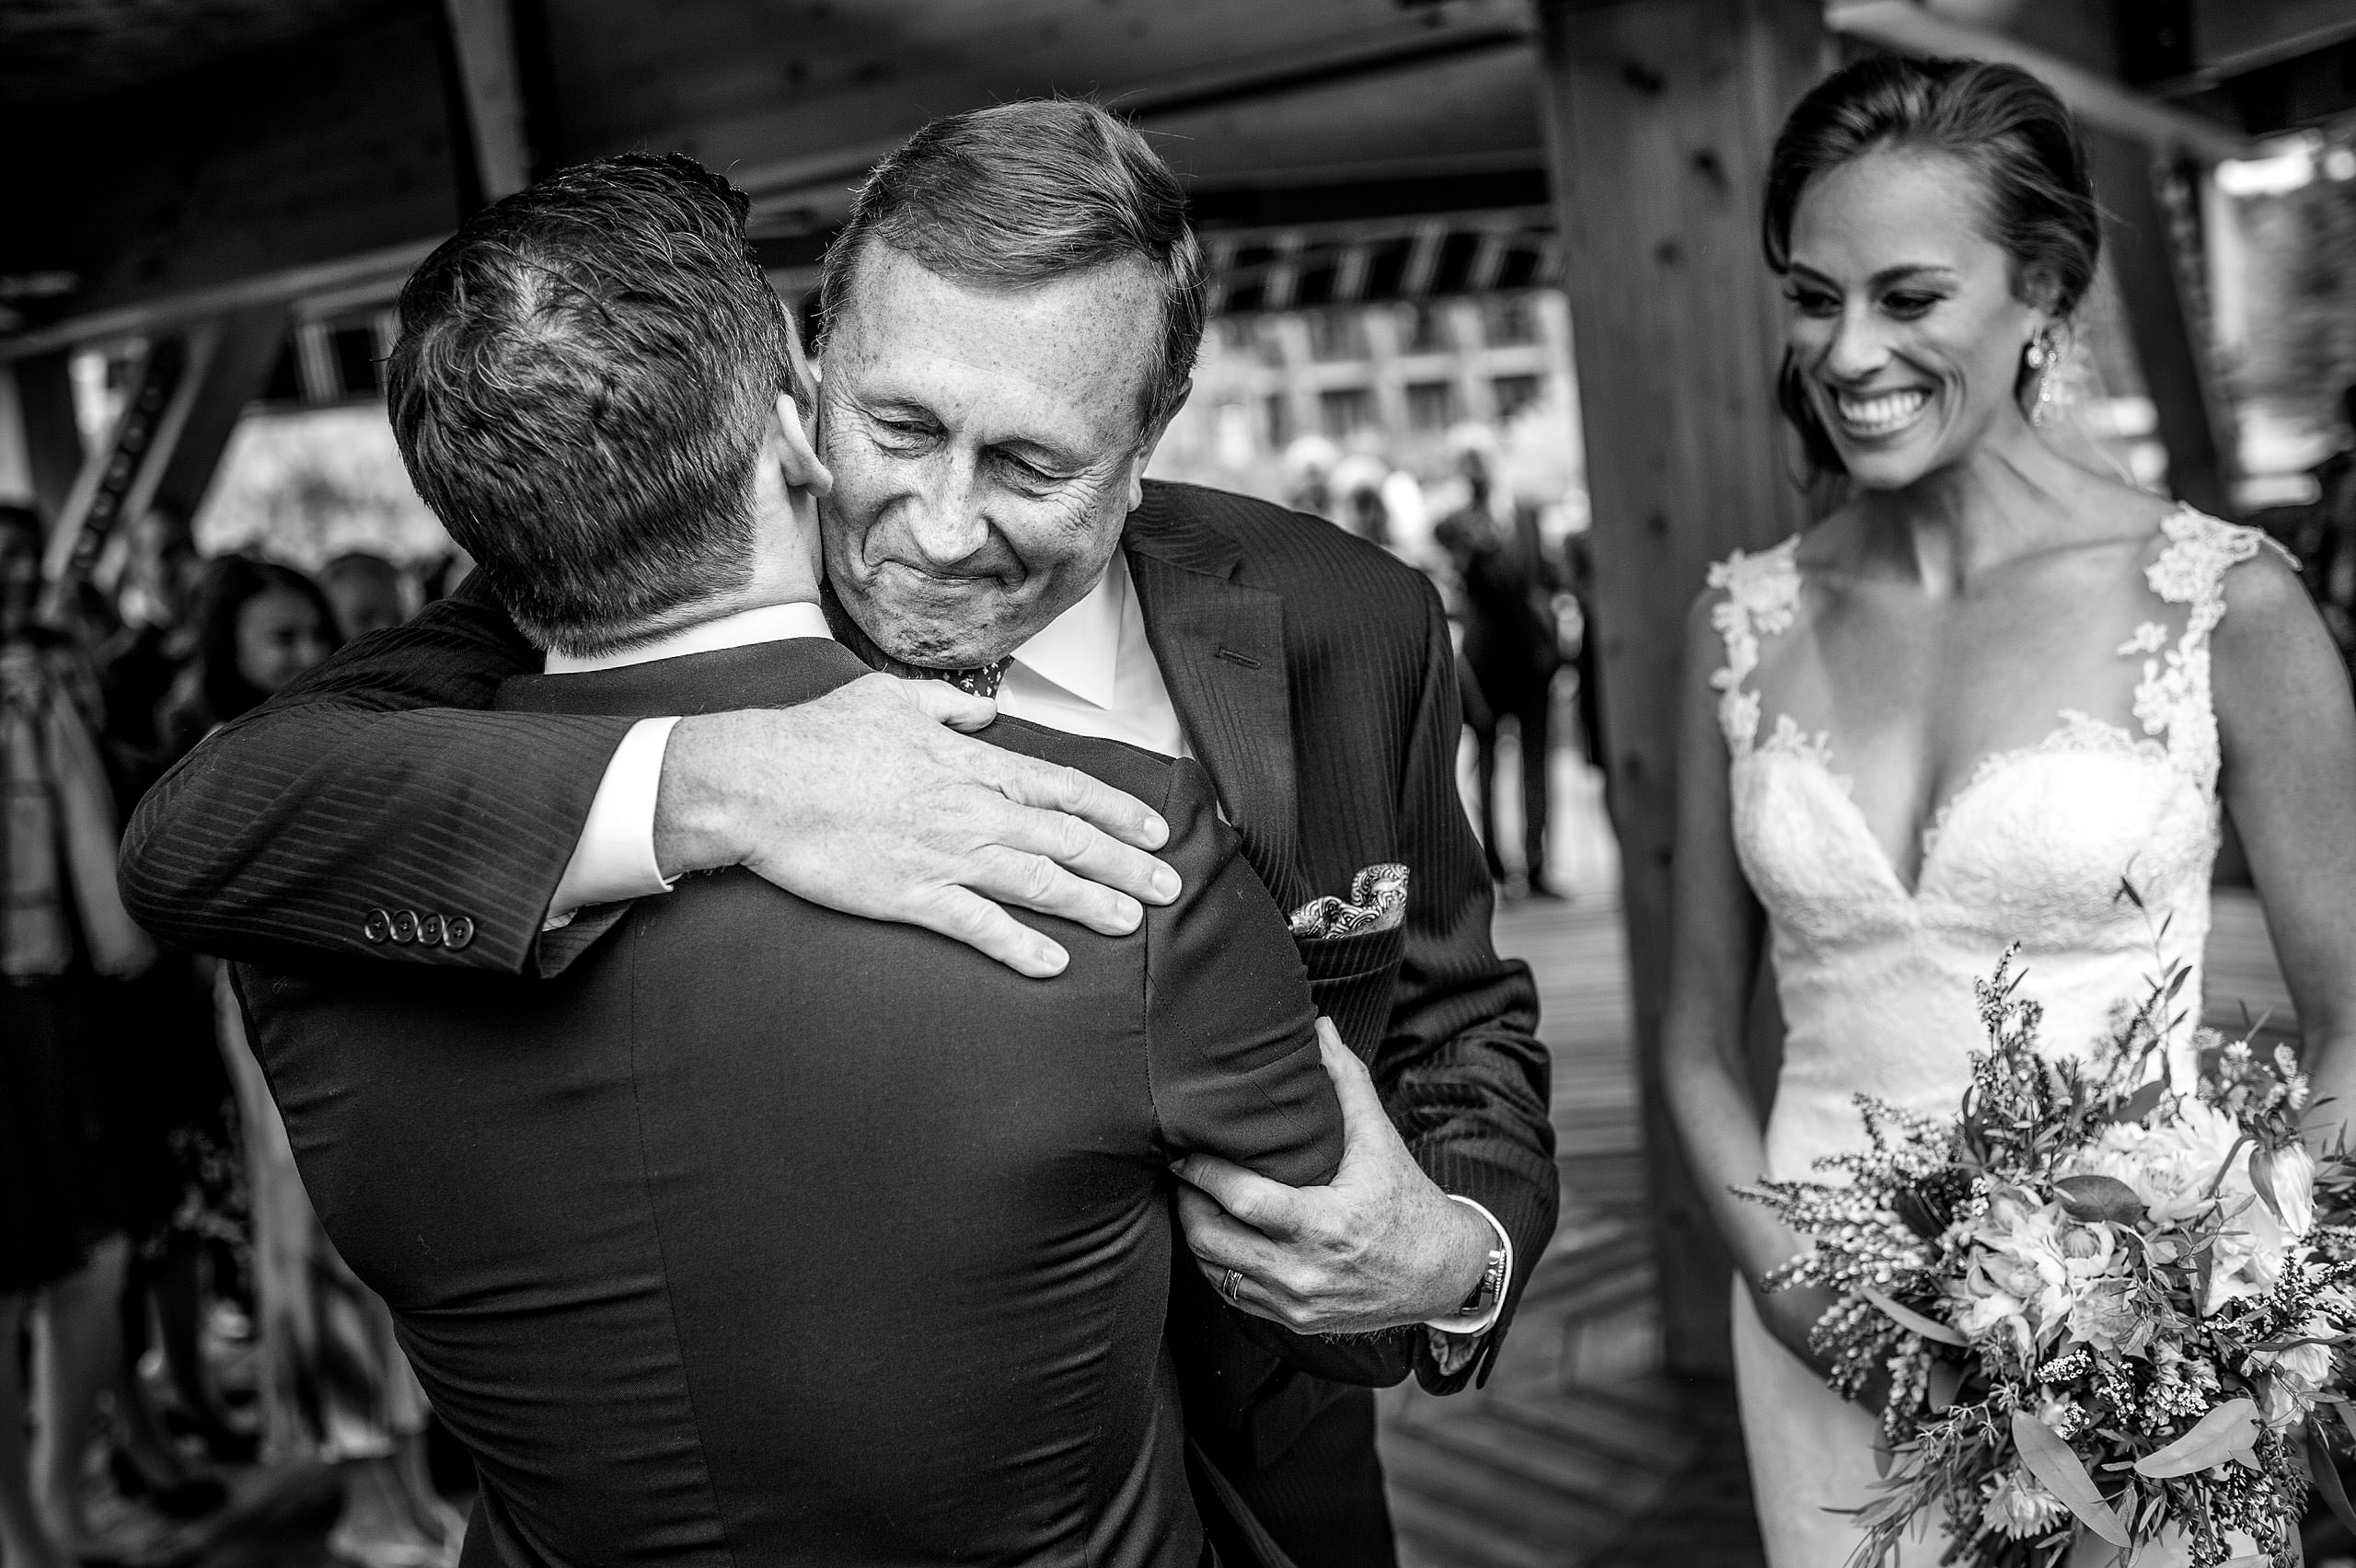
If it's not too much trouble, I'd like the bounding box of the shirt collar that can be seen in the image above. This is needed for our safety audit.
[1007,552,1126,710]
[543,600,834,674]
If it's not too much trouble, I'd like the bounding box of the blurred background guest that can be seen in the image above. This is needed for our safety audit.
[156,559,337,763]
[318,553,414,642]
[93,504,205,801]
[0,503,160,1564]
[1438,451,1566,898]
[155,558,457,1565]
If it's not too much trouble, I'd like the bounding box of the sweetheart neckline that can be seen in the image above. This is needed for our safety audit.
[1744,709,2183,901]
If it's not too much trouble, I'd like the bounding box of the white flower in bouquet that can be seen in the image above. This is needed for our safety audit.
[2253,1315,2337,1430]
[2066,1273,2154,1358]
[1737,945,2356,1568]
[2073,1100,2241,1225]
[2071,1101,2314,1311]
[1954,1189,2132,1355]
[1980,1467,2067,1539]
[1967,1190,2074,1332]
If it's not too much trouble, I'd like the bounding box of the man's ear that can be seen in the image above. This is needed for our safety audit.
[1125,378,1193,512]
[773,392,833,498]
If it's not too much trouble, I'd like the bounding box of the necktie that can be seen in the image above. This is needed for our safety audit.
[911,659,1012,699]
[819,582,1013,698]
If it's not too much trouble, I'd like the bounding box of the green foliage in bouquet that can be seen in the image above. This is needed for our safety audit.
[1738,892,2356,1568]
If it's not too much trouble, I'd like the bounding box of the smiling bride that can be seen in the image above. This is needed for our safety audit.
[1656,54,2356,1567]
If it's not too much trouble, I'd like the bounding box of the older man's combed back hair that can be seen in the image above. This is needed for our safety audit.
[816,98,1207,433]
[386,153,790,654]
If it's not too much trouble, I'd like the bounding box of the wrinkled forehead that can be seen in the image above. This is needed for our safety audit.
[826,242,1161,441]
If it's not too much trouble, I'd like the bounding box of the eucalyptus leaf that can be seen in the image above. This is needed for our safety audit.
[2133,1399,2260,1480]
[2053,1174,2146,1225]
[2309,1427,2356,1540]
[2009,1410,2130,1548]
[1861,1286,1968,1348]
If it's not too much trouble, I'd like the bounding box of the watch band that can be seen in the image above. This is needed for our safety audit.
[1459,1239,1509,1317]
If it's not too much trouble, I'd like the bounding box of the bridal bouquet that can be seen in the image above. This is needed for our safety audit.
[1740,927,2356,1568]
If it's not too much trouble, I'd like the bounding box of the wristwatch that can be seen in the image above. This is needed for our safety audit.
[1458,1239,1510,1320]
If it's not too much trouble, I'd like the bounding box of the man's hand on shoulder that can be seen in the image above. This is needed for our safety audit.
[1172,1023,1494,1334]
[653,674,1180,978]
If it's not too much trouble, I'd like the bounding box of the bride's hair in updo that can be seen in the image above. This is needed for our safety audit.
[1762,55,2102,476]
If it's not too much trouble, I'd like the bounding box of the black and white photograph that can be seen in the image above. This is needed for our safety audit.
[5,3,2356,1566]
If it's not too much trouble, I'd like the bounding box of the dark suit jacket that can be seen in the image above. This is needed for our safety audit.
[237,634,1381,1568]
[122,480,1557,1454]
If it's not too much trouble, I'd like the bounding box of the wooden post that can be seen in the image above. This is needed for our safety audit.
[14,351,85,531]
[40,305,290,599]
[442,0,533,204]
[149,304,294,521]
[2085,132,2237,519]
[1531,0,1828,1375]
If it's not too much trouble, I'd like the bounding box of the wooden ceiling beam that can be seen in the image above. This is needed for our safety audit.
[727,15,1535,215]
[2192,0,2356,82]
[1828,1,2255,162]
[442,0,533,202]
[0,239,438,363]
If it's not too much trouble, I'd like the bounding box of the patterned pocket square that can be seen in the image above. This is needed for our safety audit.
[1288,863,1409,940]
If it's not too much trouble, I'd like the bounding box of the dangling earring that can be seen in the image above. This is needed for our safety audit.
[2023,330,2060,426]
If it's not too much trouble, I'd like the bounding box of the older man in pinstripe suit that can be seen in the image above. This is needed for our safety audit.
[122,100,1555,1568]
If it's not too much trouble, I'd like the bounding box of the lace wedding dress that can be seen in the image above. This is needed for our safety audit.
[1710,508,2269,1566]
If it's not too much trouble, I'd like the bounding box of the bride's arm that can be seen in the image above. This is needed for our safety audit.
[2211,550,2356,1151]
[1659,593,1822,1356]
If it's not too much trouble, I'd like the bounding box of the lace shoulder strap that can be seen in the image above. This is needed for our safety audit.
[1705,536,1802,757]
[2123,507,2286,796]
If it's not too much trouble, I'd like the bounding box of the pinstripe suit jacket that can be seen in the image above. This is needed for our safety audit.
[121,479,1556,1451]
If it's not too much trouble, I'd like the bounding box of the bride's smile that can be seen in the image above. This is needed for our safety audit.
[1780,146,2059,493]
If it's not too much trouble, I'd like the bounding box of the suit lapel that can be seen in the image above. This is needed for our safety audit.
[1124,506,1308,907]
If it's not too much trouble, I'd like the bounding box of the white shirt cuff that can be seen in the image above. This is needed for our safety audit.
[1425,1194,1512,1336]
[544,716,681,930]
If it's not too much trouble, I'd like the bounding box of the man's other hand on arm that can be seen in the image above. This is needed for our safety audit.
[652,674,1181,978]
[1172,1023,1499,1335]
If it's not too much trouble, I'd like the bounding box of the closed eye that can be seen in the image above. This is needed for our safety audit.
[1880,290,1945,320]
[1782,283,1839,317]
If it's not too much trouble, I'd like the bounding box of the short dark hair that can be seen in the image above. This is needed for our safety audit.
[816,98,1206,434]
[1763,55,2102,477]
[386,153,791,653]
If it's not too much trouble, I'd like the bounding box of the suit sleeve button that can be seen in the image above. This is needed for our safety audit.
[417,912,444,946]
[389,910,420,945]
[442,915,475,951]
[362,909,392,943]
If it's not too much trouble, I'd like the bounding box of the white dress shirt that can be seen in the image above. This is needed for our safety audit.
[543,601,834,917]
[539,570,1509,1333]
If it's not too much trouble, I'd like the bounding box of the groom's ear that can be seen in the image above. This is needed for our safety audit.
[780,310,822,419]
[772,392,833,499]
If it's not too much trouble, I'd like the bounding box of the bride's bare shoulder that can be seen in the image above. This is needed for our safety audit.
[1787,504,1874,588]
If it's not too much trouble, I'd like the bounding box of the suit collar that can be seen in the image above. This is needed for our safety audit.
[1123,490,1246,582]
[1121,498,1307,904]
[495,637,872,719]
[543,601,833,674]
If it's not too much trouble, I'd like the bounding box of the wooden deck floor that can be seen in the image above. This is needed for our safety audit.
[1377,888,1764,1568]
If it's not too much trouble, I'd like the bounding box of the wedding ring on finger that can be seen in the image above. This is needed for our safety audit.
[1221,1267,1245,1303]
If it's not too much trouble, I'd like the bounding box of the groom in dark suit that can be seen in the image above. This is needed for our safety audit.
[122,103,1557,1567]
[240,153,1409,1566]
